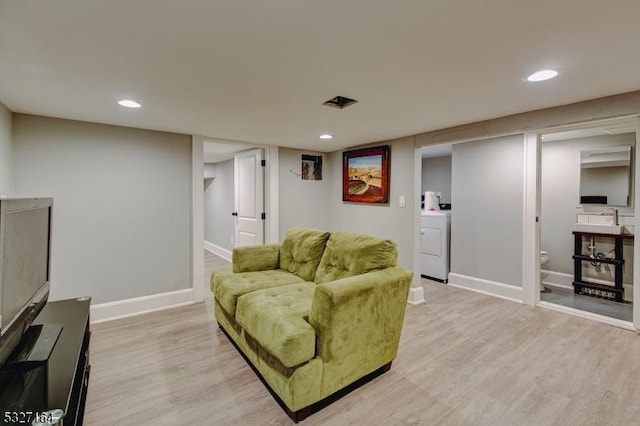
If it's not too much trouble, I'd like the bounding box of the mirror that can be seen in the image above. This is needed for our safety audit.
[580,145,631,206]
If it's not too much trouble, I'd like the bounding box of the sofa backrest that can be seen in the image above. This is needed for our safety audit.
[279,227,331,281]
[314,231,398,284]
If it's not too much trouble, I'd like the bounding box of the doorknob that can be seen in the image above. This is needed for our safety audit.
[232,212,238,216]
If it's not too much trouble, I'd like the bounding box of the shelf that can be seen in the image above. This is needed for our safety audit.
[572,230,634,239]
[0,299,91,426]
[573,281,623,300]
[572,254,623,266]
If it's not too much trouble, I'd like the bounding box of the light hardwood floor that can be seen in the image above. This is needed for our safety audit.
[84,252,640,425]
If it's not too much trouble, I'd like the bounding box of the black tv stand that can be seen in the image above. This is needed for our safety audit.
[0,298,91,426]
[1,324,63,376]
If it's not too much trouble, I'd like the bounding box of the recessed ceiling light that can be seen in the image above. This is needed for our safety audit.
[319,134,333,140]
[118,99,141,108]
[526,69,558,82]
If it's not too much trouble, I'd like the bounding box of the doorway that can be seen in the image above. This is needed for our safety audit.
[192,138,278,303]
[412,143,454,304]
[536,118,639,327]
[202,141,266,258]
[418,144,453,283]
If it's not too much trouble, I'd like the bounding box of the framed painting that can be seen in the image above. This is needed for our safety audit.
[342,145,390,203]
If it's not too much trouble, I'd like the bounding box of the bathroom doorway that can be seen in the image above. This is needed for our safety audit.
[538,118,638,325]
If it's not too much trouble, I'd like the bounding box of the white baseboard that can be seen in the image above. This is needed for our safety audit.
[448,272,523,303]
[90,288,194,324]
[204,240,232,261]
[541,270,573,289]
[407,286,425,305]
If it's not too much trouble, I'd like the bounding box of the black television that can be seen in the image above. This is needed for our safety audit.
[0,198,53,367]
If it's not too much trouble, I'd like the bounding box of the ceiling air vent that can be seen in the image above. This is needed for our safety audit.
[322,96,358,109]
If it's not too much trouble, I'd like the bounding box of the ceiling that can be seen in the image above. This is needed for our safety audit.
[203,139,256,163]
[419,143,453,159]
[1,1,639,152]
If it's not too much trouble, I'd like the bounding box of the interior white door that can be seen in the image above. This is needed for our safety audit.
[234,148,265,247]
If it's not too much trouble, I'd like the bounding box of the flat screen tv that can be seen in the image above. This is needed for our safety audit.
[0,198,53,367]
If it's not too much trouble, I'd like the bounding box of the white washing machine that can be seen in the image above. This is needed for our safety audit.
[420,210,451,282]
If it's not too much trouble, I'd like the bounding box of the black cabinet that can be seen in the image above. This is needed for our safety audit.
[0,298,91,425]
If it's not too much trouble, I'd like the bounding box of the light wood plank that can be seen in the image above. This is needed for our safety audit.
[84,252,640,425]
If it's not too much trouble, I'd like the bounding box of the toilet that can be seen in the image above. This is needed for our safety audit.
[540,250,550,292]
[540,250,550,266]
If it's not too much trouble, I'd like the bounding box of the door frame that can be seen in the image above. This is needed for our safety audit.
[524,116,640,330]
[191,137,278,303]
[521,132,540,307]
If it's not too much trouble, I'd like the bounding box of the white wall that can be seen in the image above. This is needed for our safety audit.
[541,133,635,289]
[422,155,452,204]
[278,147,330,239]
[327,137,415,271]
[0,102,13,196]
[203,163,216,179]
[203,160,234,250]
[450,134,524,288]
[13,114,192,304]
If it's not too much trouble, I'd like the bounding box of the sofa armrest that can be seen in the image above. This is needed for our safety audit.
[232,243,281,272]
[309,267,412,367]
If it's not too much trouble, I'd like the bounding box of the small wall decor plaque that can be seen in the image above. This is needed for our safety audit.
[301,154,323,180]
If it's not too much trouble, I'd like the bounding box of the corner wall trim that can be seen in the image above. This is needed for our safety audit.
[192,136,205,303]
[204,240,232,261]
[407,286,425,305]
[448,272,523,303]
[90,288,194,324]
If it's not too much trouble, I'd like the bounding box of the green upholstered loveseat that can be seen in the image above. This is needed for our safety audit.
[210,227,413,422]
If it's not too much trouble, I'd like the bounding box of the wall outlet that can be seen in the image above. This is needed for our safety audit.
[399,195,406,207]
[436,192,442,199]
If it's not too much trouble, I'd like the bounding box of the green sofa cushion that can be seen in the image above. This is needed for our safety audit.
[314,231,398,284]
[232,243,281,273]
[211,269,305,316]
[236,282,317,368]
[279,227,330,281]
